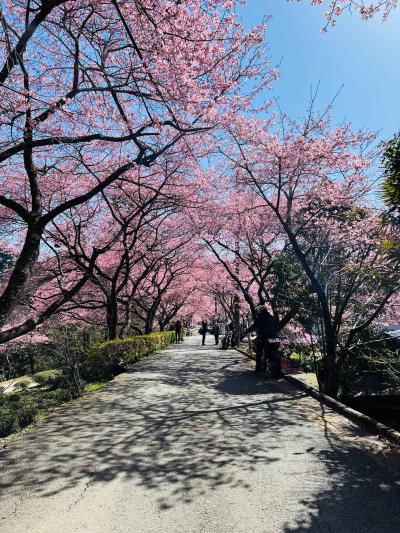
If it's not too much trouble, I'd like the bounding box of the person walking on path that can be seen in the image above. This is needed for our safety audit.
[245,305,282,377]
[213,323,220,345]
[174,319,182,343]
[228,321,235,348]
[200,320,208,346]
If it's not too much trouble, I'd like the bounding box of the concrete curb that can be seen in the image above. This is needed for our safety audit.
[236,347,400,446]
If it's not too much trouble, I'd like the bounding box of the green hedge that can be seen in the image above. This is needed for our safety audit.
[85,331,175,381]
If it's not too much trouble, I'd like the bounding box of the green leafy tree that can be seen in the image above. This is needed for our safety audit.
[382,133,400,214]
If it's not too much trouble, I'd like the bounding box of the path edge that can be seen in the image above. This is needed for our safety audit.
[235,347,400,446]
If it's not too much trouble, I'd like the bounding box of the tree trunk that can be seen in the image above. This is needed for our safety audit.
[144,320,153,335]
[0,224,42,328]
[145,303,159,334]
[106,292,118,340]
[317,329,340,398]
[119,308,131,339]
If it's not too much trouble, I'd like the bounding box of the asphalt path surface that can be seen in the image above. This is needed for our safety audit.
[1,336,400,532]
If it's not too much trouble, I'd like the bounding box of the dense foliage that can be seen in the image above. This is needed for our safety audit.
[382,133,400,215]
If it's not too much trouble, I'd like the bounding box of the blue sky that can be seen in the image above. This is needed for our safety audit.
[238,1,400,140]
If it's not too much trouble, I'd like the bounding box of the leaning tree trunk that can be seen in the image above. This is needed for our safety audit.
[0,222,42,329]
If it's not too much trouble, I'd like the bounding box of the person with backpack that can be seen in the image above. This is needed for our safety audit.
[200,320,208,346]
[245,305,283,377]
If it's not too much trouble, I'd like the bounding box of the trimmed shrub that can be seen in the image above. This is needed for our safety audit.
[33,369,64,388]
[86,331,175,381]
[0,411,18,438]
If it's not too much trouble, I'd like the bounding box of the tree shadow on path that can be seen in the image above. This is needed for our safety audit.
[282,399,400,532]
[0,346,308,511]
[1,343,400,530]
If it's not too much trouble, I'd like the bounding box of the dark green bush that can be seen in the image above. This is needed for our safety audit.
[288,350,318,372]
[7,392,21,402]
[0,411,18,438]
[44,388,72,403]
[0,387,75,439]
[86,331,175,380]
[0,331,175,439]
[33,369,64,389]
[16,402,37,428]
[338,327,400,398]
[289,352,301,368]
[0,395,39,436]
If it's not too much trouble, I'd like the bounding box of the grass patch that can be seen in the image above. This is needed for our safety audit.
[84,382,106,393]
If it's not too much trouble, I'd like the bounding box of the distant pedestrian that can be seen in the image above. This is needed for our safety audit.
[228,321,235,347]
[200,320,208,346]
[174,319,182,343]
[213,323,220,345]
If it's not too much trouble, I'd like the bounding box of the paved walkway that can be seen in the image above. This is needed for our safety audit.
[1,337,400,532]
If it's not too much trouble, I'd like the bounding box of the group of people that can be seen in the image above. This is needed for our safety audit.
[199,320,235,348]
[174,305,283,378]
[199,304,283,378]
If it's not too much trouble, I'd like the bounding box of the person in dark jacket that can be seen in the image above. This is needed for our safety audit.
[213,323,220,345]
[228,321,235,347]
[201,320,208,346]
[174,319,182,343]
[246,305,282,376]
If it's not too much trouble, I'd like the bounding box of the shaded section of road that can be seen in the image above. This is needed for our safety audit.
[1,337,400,532]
